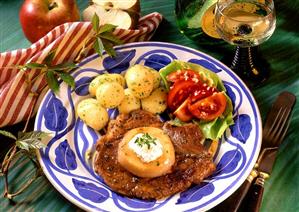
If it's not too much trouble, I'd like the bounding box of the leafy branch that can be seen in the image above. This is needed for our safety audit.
[75,13,123,61]
[0,95,50,199]
[0,13,122,199]
[17,50,77,94]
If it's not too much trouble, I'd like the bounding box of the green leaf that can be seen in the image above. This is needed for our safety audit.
[159,60,225,91]
[16,131,50,151]
[99,24,117,34]
[58,72,75,88]
[93,37,105,57]
[46,70,59,93]
[49,62,77,71]
[100,32,123,45]
[0,130,17,140]
[92,13,100,33]
[44,50,56,65]
[24,62,47,69]
[102,40,116,57]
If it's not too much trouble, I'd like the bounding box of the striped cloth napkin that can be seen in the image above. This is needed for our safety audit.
[0,12,163,127]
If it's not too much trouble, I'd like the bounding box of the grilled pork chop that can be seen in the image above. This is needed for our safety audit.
[94,110,216,199]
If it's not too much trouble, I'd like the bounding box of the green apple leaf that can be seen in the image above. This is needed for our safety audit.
[100,32,123,45]
[23,63,47,69]
[93,37,105,57]
[99,24,117,34]
[49,62,77,71]
[0,130,17,141]
[92,13,100,33]
[102,40,116,57]
[16,131,49,151]
[44,50,56,65]
[58,72,75,89]
[45,70,59,93]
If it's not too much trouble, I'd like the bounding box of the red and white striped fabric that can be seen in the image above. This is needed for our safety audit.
[0,12,163,127]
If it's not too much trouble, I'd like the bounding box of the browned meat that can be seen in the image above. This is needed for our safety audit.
[94,110,216,199]
[104,110,163,141]
[163,122,205,155]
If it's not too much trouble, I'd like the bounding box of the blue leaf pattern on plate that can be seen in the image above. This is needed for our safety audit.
[103,50,136,73]
[55,139,77,170]
[188,59,221,73]
[108,108,119,120]
[215,149,241,175]
[230,114,252,143]
[44,95,68,132]
[224,84,236,110]
[144,54,171,70]
[177,183,215,204]
[35,43,262,212]
[113,193,156,209]
[74,76,93,96]
[72,178,109,203]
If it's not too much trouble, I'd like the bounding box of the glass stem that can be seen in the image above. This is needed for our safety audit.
[230,46,268,87]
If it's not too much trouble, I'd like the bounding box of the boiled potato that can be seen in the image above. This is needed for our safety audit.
[118,89,141,114]
[125,64,154,99]
[96,82,125,108]
[118,127,175,178]
[141,87,167,114]
[149,68,161,89]
[89,73,125,96]
[77,98,109,131]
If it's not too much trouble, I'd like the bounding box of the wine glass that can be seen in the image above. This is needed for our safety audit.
[214,0,276,87]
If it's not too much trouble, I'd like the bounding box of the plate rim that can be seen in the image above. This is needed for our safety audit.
[35,41,262,212]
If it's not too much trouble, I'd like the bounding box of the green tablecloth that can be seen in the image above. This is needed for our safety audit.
[0,0,298,211]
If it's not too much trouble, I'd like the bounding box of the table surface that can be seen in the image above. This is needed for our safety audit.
[0,0,298,211]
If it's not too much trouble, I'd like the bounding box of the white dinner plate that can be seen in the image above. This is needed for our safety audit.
[35,42,262,212]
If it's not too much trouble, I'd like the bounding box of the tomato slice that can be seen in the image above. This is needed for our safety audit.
[173,98,193,122]
[188,92,227,121]
[167,79,218,111]
[167,80,199,111]
[167,69,202,83]
[189,83,218,103]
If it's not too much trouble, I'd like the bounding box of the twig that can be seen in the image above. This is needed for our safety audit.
[5,168,42,199]
[23,96,37,133]
[2,95,37,199]
[3,145,17,198]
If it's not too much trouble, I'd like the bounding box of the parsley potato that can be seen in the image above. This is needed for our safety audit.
[96,82,125,108]
[141,87,167,114]
[89,73,125,96]
[118,88,141,114]
[77,98,109,130]
[148,68,161,89]
[125,64,154,99]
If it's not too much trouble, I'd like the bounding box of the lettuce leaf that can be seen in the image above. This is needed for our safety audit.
[159,60,226,91]
[159,60,234,140]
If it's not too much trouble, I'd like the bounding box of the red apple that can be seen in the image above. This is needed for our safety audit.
[19,0,80,43]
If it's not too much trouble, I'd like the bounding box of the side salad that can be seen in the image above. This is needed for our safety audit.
[159,60,234,140]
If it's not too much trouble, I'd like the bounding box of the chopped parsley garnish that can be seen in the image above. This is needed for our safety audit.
[134,133,157,149]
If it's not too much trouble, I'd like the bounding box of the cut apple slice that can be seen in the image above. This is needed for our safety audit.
[93,0,140,12]
[83,1,140,29]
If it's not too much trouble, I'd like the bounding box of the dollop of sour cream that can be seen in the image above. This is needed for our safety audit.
[128,133,163,163]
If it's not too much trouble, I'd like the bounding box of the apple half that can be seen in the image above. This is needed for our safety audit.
[83,0,141,29]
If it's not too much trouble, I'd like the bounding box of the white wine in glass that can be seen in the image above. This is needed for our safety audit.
[215,0,276,86]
